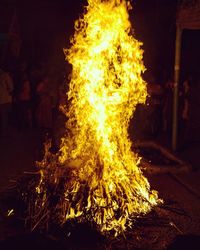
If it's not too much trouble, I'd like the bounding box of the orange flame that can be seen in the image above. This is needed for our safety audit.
[36,0,161,235]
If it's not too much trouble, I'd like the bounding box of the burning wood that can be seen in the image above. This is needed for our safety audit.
[33,0,161,236]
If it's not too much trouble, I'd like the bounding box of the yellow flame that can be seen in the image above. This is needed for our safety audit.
[36,0,161,235]
[7,209,14,217]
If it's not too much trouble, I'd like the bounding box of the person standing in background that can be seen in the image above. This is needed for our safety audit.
[0,68,14,136]
[35,76,53,131]
[17,78,32,130]
[35,76,53,159]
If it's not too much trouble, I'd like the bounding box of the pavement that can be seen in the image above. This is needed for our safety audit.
[0,128,40,191]
[0,126,200,249]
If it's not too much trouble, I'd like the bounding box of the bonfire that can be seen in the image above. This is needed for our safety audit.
[33,0,161,236]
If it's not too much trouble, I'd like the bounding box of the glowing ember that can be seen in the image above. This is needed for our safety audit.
[35,0,161,235]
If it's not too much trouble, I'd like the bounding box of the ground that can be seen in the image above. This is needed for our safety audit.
[0,126,200,249]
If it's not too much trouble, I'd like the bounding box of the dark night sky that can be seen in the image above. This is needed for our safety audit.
[1,0,200,81]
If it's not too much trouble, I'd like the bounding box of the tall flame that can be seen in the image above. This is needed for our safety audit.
[36,0,160,235]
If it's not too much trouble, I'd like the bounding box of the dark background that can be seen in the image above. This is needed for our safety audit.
[1,0,200,83]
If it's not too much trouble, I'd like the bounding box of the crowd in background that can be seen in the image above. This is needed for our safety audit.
[130,71,200,148]
[0,58,200,154]
[0,60,68,153]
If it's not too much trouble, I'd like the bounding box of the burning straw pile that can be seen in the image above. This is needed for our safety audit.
[26,0,161,236]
